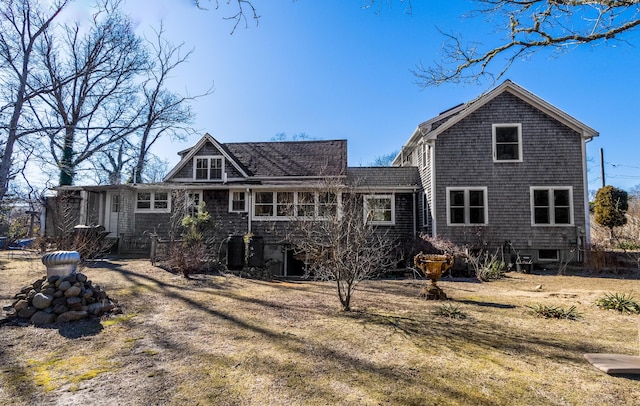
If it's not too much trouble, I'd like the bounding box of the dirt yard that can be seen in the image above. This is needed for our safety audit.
[1,255,640,405]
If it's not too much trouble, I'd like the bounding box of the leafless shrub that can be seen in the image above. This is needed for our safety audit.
[288,181,396,311]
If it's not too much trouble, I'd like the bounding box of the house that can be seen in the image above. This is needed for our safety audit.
[46,135,421,276]
[46,80,597,271]
[393,80,598,264]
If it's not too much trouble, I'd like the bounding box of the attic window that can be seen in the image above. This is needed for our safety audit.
[493,124,522,162]
[194,156,224,181]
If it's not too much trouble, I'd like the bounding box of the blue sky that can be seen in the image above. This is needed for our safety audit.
[83,0,639,191]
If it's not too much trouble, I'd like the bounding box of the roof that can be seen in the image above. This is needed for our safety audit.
[347,166,420,189]
[393,80,599,165]
[226,140,347,178]
[164,134,347,181]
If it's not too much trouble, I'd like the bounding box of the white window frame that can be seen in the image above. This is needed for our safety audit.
[193,156,224,181]
[446,187,488,226]
[363,194,395,226]
[135,191,171,213]
[252,191,340,221]
[492,123,522,163]
[530,186,574,226]
[229,190,248,213]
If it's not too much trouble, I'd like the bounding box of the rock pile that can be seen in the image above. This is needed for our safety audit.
[3,273,118,325]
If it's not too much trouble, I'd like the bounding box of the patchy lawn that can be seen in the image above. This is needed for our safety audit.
[1,256,640,405]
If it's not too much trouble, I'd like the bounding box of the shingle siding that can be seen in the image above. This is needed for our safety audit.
[433,91,586,260]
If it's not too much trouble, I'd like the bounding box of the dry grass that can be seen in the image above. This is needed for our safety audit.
[2,255,640,405]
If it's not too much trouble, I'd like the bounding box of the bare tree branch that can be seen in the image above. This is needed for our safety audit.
[416,0,640,86]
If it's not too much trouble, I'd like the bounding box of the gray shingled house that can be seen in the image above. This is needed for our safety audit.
[393,80,598,264]
[47,134,421,276]
[46,80,597,271]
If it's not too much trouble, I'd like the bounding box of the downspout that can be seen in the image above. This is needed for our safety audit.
[412,189,417,236]
[583,134,594,260]
[247,188,252,234]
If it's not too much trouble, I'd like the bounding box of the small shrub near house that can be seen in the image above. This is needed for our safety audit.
[595,293,640,314]
[168,203,210,278]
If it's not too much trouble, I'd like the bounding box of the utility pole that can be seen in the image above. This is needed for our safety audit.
[600,148,606,188]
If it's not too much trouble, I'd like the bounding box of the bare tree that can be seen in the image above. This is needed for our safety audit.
[36,3,147,185]
[90,138,133,185]
[130,24,209,184]
[288,182,396,311]
[0,0,69,201]
[414,0,640,86]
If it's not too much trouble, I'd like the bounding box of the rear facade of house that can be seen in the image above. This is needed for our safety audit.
[46,80,597,269]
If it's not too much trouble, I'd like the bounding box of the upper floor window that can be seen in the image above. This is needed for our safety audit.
[447,187,487,226]
[194,156,224,180]
[136,191,170,213]
[363,194,395,225]
[531,187,573,225]
[493,124,522,162]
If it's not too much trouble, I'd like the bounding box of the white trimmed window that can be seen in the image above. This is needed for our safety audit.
[493,124,522,162]
[254,191,274,217]
[136,191,171,213]
[229,190,247,213]
[530,187,573,225]
[364,195,395,225]
[253,191,339,220]
[194,156,224,180]
[446,187,488,226]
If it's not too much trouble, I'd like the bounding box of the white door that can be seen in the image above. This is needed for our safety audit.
[105,192,120,236]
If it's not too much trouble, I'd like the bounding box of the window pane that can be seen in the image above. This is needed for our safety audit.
[255,192,273,216]
[496,144,518,160]
[554,207,570,224]
[450,190,464,207]
[111,195,119,212]
[469,208,484,224]
[495,126,518,142]
[232,191,245,212]
[276,192,294,216]
[366,197,392,223]
[319,192,337,216]
[554,190,570,207]
[210,158,222,179]
[450,208,465,224]
[533,190,549,207]
[255,192,273,204]
[195,159,208,179]
[469,190,484,207]
[297,192,315,217]
[534,207,550,224]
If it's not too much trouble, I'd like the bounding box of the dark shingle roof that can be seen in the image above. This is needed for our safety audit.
[225,140,347,177]
[347,167,420,188]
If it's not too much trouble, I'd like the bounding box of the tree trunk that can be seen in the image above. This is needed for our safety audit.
[59,128,75,186]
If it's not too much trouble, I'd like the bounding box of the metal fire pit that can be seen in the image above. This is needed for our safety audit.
[42,251,81,277]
